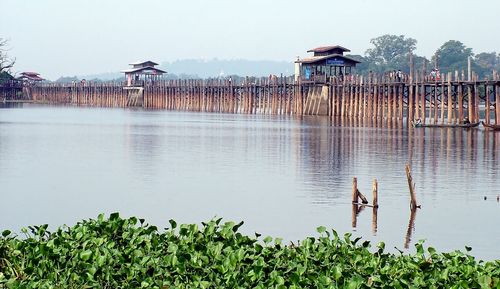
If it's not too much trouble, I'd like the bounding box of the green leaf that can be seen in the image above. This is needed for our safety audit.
[110,212,120,220]
[232,221,244,232]
[316,226,326,234]
[333,266,342,281]
[80,250,92,261]
[477,275,491,288]
[97,255,106,267]
[478,275,492,289]
[1,214,495,288]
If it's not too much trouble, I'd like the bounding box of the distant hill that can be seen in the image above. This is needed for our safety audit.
[66,59,294,82]
[159,59,294,78]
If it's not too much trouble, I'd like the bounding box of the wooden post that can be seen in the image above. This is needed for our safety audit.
[486,83,491,125]
[367,77,372,119]
[381,84,386,121]
[392,84,397,122]
[387,84,392,121]
[467,56,472,81]
[357,190,369,204]
[373,80,378,120]
[415,73,420,121]
[408,54,415,123]
[421,70,426,123]
[496,72,500,125]
[349,81,354,118]
[468,84,474,123]
[372,179,378,208]
[447,73,453,124]
[352,204,358,229]
[440,80,445,124]
[405,164,419,210]
[398,84,404,121]
[352,177,358,203]
[408,78,414,123]
[372,206,378,234]
[433,84,438,124]
[361,76,366,119]
[341,81,347,118]
[476,76,480,123]
[458,83,464,122]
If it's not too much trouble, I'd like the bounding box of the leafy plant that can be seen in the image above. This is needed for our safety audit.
[1,213,499,288]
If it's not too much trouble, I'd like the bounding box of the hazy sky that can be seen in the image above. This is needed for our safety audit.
[1,0,499,80]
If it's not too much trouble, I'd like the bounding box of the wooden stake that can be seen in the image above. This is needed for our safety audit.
[357,189,369,204]
[352,177,358,203]
[405,164,419,210]
[372,179,378,208]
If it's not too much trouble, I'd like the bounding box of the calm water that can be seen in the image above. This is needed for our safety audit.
[1,104,500,260]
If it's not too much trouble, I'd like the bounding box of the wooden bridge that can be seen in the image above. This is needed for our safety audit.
[21,71,500,126]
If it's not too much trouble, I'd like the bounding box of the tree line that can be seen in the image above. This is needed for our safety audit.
[348,34,500,79]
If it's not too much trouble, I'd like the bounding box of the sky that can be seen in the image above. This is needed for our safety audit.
[1,0,500,80]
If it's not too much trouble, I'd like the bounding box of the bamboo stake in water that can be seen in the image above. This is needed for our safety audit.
[405,164,419,210]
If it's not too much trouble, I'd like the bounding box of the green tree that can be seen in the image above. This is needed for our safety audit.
[474,52,500,78]
[365,34,417,73]
[411,55,431,74]
[346,54,369,75]
[432,40,473,74]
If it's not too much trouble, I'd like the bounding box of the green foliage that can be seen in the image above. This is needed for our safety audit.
[365,35,418,73]
[346,54,370,74]
[432,40,474,74]
[352,35,499,79]
[473,52,500,78]
[1,214,500,288]
[0,71,14,85]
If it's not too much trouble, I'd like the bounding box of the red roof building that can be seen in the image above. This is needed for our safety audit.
[18,72,44,82]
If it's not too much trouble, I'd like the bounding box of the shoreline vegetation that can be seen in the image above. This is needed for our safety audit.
[1,214,499,288]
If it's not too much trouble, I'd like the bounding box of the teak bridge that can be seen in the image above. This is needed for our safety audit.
[8,71,500,126]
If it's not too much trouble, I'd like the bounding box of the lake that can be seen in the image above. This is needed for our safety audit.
[1,104,500,260]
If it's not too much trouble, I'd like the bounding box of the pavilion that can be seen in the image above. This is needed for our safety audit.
[121,61,166,86]
[18,72,44,82]
[295,45,360,82]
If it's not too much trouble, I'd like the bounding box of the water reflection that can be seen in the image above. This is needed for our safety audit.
[351,204,378,236]
[404,208,418,249]
[1,107,500,259]
[296,116,500,257]
[372,207,378,235]
[0,102,23,109]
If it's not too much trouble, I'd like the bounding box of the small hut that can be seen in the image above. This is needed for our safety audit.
[18,72,44,82]
[295,45,360,82]
[121,61,166,86]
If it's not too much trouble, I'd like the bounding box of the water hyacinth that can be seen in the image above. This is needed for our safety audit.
[1,213,499,288]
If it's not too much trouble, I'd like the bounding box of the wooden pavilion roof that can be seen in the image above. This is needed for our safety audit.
[296,54,361,64]
[19,72,44,81]
[128,60,159,66]
[307,45,351,53]
[121,66,166,74]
